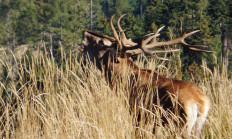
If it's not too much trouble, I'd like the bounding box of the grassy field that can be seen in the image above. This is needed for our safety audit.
[0,48,231,138]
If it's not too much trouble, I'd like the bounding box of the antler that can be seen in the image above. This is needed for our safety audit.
[109,15,214,59]
[110,15,122,50]
[117,14,138,47]
[130,28,214,57]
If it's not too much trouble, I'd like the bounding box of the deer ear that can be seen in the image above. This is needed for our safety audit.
[101,38,113,46]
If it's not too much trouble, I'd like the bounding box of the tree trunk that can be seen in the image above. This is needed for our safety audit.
[140,3,143,16]
[220,27,232,78]
[90,0,93,30]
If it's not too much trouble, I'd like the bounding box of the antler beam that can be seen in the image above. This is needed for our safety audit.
[109,15,214,59]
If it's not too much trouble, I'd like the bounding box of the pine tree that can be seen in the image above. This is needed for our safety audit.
[16,1,39,44]
[208,0,229,35]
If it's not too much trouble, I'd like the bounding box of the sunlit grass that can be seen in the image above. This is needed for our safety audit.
[0,50,231,138]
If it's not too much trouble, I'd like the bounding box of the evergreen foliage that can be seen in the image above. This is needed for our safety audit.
[0,0,231,77]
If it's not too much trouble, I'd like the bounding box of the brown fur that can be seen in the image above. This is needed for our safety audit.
[109,57,210,136]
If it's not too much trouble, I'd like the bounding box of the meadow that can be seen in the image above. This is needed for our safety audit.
[0,47,231,138]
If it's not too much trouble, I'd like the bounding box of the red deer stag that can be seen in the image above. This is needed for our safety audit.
[78,15,212,137]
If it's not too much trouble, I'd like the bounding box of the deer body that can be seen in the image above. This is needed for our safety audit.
[79,15,211,137]
[106,56,210,136]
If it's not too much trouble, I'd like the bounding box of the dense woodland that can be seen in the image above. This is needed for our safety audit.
[0,0,232,78]
[0,1,232,138]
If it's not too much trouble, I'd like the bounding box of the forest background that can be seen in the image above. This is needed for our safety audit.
[0,0,232,138]
[0,0,232,79]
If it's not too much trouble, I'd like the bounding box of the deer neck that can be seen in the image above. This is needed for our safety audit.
[108,57,139,76]
[107,57,171,88]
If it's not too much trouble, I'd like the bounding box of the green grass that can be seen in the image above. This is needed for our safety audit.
[0,49,231,138]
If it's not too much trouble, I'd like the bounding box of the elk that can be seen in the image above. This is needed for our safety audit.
[78,14,212,137]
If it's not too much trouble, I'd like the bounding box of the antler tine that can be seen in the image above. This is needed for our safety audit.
[110,15,119,40]
[117,14,126,34]
[143,33,155,37]
[151,49,180,53]
[180,30,208,48]
[142,26,164,38]
[143,34,159,45]
[179,30,215,53]
[150,26,165,43]
[184,30,200,38]
[125,48,180,57]
[117,14,138,47]
[117,14,128,46]
[155,26,165,36]
[188,47,215,53]
[110,15,122,50]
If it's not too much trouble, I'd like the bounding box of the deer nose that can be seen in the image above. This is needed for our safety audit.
[77,44,85,52]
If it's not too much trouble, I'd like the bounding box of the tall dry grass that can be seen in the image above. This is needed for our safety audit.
[0,50,231,138]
